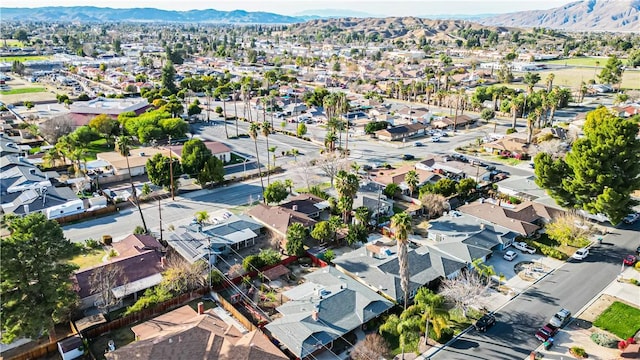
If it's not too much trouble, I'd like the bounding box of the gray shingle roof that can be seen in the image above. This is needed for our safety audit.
[265,267,392,358]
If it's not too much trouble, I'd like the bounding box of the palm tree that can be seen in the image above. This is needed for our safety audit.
[261,121,273,184]
[115,135,148,232]
[413,288,449,345]
[335,170,360,223]
[391,212,412,308]
[526,112,536,144]
[524,72,541,94]
[214,85,229,139]
[545,73,555,92]
[284,179,293,194]
[510,94,524,129]
[248,122,265,198]
[404,170,419,198]
[42,147,62,168]
[195,210,209,224]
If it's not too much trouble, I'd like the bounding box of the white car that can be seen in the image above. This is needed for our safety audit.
[572,248,589,260]
[431,136,441,142]
[503,250,518,261]
[513,241,536,254]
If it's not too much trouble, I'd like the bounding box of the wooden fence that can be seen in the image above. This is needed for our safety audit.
[215,293,257,332]
[54,204,117,225]
[81,288,207,339]
[4,342,59,360]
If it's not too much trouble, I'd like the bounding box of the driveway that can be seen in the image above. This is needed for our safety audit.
[484,249,564,294]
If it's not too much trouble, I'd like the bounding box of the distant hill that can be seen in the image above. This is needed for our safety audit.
[288,17,512,42]
[0,6,304,24]
[480,0,639,31]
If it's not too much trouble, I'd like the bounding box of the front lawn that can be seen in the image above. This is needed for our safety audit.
[83,138,113,161]
[593,301,640,339]
[69,248,107,269]
[0,87,46,95]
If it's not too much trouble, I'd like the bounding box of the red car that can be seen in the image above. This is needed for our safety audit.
[535,323,559,342]
[623,255,637,266]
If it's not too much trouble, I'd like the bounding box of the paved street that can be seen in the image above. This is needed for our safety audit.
[426,223,639,360]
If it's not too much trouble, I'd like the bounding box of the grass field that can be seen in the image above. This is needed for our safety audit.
[537,68,640,90]
[543,57,609,67]
[0,55,53,62]
[593,301,640,339]
[0,87,46,95]
[0,39,25,47]
[69,248,108,269]
[84,138,113,161]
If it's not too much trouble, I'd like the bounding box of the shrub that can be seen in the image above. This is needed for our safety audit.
[85,238,102,249]
[209,269,225,286]
[570,346,587,358]
[508,196,521,205]
[258,248,282,267]
[635,262,640,270]
[532,242,568,260]
[133,225,146,234]
[242,254,265,272]
[590,332,619,348]
[435,327,454,343]
[506,128,517,134]
[323,249,335,263]
[124,286,172,315]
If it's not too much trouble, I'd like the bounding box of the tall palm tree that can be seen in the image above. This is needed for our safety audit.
[115,135,148,232]
[261,121,273,184]
[335,170,360,223]
[391,212,412,308]
[215,85,229,139]
[545,73,555,92]
[248,122,265,198]
[404,170,419,198]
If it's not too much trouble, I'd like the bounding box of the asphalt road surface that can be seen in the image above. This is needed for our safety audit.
[429,223,639,360]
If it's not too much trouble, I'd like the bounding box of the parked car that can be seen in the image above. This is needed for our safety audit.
[549,308,572,328]
[637,245,640,256]
[415,142,424,147]
[623,213,639,224]
[485,165,497,171]
[474,313,496,332]
[535,323,559,342]
[572,248,589,260]
[452,154,468,162]
[513,242,536,254]
[623,255,637,266]
[431,136,441,142]
[503,250,518,261]
[402,154,415,160]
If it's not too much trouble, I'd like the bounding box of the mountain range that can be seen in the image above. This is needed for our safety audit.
[480,0,639,31]
[1,1,638,31]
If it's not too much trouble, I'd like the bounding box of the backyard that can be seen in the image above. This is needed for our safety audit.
[593,301,640,340]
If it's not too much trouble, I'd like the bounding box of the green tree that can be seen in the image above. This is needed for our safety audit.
[297,122,307,137]
[523,72,541,94]
[456,178,477,199]
[1,213,78,343]
[413,288,450,342]
[88,114,119,146]
[263,180,289,204]
[335,170,360,223]
[285,222,306,256]
[480,108,495,122]
[433,178,457,197]
[384,183,400,198]
[187,101,202,116]
[391,212,412,308]
[161,60,177,94]
[181,138,212,175]
[404,170,419,198]
[146,153,182,193]
[534,107,640,224]
[11,60,25,75]
[197,156,224,188]
[346,223,368,245]
[311,221,334,244]
[598,55,624,89]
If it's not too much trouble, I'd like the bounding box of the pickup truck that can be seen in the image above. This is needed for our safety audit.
[513,241,536,254]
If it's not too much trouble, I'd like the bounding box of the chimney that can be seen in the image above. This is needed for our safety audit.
[311,310,319,321]
[23,204,29,214]
[197,302,204,315]
[480,223,485,230]
[160,256,166,268]
[292,205,298,211]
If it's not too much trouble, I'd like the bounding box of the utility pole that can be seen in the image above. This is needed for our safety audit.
[158,199,163,242]
[168,135,174,201]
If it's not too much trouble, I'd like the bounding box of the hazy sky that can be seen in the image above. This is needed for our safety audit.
[2,0,575,16]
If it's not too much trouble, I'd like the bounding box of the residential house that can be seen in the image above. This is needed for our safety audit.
[0,133,21,156]
[374,123,429,141]
[482,136,530,159]
[496,175,562,209]
[353,182,393,221]
[73,234,165,310]
[247,202,317,239]
[265,266,393,359]
[169,140,232,164]
[96,146,180,177]
[106,305,287,360]
[431,115,476,130]
[396,106,432,124]
[458,199,562,237]
[278,194,331,220]
[167,210,264,265]
[370,164,441,194]
[332,239,467,304]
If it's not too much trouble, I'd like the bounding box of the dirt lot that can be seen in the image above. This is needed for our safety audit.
[0,78,58,104]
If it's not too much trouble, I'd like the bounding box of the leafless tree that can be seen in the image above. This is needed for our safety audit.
[420,193,449,218]
[160,253,207,294]
[439,270,491,318]
[40,116,74,144]
[296,159,319,190]
[89,263,127,313]
[318,152,347,187]
[351,333,391,360]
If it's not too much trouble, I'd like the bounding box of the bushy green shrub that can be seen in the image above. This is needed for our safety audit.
[506,128,517,134]
[435,327,454,343]
[570,346,587,358]
[591,332,619,348]
[258,249,282,267]
[531,242,568,260]
[243,254,265,271]
[85,238,102,249]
